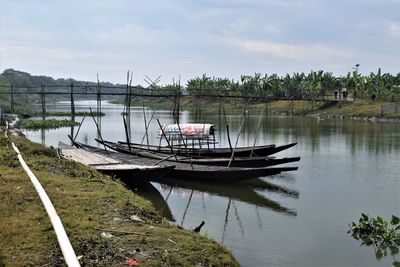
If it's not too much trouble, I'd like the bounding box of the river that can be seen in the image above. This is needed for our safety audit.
[23,100,400,267]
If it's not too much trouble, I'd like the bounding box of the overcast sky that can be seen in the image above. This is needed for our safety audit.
[0,0,399,85]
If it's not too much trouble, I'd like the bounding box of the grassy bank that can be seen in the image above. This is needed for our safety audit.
[0,131,239,266]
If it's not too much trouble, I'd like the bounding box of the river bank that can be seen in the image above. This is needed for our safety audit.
[0,122,239,266]
[110,97,400,123]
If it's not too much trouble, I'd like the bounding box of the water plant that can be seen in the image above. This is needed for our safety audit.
[21,119,80,129]
[349,214,400,266]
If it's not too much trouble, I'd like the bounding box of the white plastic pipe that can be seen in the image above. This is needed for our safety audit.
[6,123,80,266]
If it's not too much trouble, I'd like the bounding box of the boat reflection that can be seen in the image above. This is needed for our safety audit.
[121,180,175,221]
[151,176,298,216]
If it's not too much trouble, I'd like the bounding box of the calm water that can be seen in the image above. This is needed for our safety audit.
[23,101,400,267]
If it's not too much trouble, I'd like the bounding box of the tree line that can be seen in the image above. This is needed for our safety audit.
[184,69,400,102]
[1,68,400,102]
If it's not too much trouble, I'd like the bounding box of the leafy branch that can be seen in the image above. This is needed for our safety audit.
[349,214,400,266]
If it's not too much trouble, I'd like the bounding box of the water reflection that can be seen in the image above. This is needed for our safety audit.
[120,180,175,221]
[140,177,298,217]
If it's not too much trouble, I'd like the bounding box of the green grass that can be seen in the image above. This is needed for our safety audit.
[0,132,239,266]
[21,119,80,129]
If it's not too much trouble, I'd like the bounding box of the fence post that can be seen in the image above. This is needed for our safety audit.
[10,84,14,113]
[41,85,46,117]
[70,82,75,115]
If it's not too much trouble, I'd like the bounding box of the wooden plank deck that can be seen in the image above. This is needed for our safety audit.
[58,143,165,171]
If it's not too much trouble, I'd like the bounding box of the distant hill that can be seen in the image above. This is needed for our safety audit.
[0,68,122,91]
[0,69,151,105]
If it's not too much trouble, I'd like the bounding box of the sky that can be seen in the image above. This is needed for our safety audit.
[0,0,399,85]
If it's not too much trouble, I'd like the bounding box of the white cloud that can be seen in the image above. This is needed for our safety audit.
[227,38,353,62]
[229,19,251,32]
[388,22,400,38]
[263,24,281,35]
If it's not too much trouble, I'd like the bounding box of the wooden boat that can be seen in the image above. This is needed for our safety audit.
[75,141,299,182]
[97,139,300,168]
[57,142,175,179]
[116,140,297,158]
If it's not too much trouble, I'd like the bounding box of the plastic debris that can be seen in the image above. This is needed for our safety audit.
[126,257,140,266]
[130,215,144,222]
[101,232,113,238]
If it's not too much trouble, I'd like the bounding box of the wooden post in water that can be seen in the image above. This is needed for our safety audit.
[70,82,75,115]
[122,115,132,152]
[223,106,233,154]
[41,85,46,118]
[96,75,102,134]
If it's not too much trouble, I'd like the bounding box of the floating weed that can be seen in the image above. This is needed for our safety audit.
[21,119,79,130]
[349,213,400,266]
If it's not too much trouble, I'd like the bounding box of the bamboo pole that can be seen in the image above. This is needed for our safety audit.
[223,106,233,154]
[142,102,150,149]
[140,110,155,148]
[123,115,132,152]
[70,82,75,115]
[250,108,264,157]
[89,107,108,155]
[73,115,86,141]
[227,110,246,167]
[156,119,177,160]
[41,85,46,117]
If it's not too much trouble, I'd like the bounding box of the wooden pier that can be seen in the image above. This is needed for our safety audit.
[58,143,174,177]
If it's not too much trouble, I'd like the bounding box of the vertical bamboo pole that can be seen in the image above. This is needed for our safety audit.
[89,107,108,155]
[41,85,46,118]
[70,82,75,115]
[227,110,246,167]
[250,108,264,157]
[96,75,102,135]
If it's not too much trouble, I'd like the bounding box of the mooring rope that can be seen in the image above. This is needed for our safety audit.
[5,122,80,267]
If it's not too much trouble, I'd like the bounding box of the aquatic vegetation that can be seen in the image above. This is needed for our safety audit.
[31,111,105,117]
[21,119,80,129]
[349,214,400,266]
